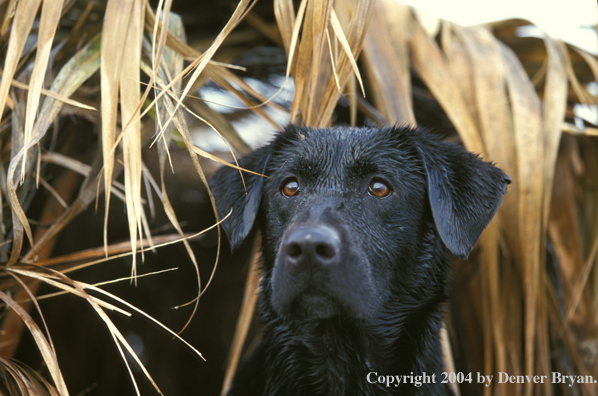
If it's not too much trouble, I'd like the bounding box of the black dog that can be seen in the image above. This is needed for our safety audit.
[210,125,510,396]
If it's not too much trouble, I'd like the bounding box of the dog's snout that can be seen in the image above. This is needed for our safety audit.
[284,225,340,266]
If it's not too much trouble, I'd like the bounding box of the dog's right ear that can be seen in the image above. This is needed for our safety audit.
[209,146,270,252]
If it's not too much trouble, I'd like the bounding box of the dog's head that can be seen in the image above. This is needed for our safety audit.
[210,126,510,321]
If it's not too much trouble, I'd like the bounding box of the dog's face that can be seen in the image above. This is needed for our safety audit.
[210,126,510,323]
[261,127,429,320]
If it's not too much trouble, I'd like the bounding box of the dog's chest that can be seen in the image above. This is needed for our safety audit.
[263,324,405,396]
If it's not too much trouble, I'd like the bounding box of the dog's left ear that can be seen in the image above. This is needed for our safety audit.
[414,133,511,259]
[209,146,270,253]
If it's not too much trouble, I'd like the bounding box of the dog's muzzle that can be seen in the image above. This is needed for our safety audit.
[271,220,379,320]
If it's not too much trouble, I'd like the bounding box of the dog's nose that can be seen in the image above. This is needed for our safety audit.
[284,225,341,266]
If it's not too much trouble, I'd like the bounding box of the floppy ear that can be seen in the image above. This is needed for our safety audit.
[415,133,511,259]
[209,146,270,252]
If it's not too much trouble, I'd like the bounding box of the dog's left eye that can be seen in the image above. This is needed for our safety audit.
[368,180,391,198]
[281,178,300,197]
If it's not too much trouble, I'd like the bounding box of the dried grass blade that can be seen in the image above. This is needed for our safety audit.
[61,276,160,395]
[82,308,160,394]
[5,272,57,368]
[283,0,308,82]
[5,168,32,266]
[207,71,282,129]
[274,0,295,54]
[25,152,111,262]
[144,0,173,118]
[288,0,311,121]
[143,14,281,129]
[189,146,265,177]
[120,0,145,277]
[28,35,101,128]
[313,0,374,125]
[571,46,598,86]
[452,26,509,157]
[147,0,175,147]
[154,0,254,149]
[565,234,598,324]
[441,22,477,125]
[535,283,551,396]
[221,236,261,396]
[148,12,205,333]
[42,152,92,175]
[549,140,586,293]
[142,63,249,181]
[186,99,252,154]
[8,268,130,315]
[304,0,336,124]
[39,177,68,209]
[0,0,42,127]
[541,37,568,227]
[27,102,151,264]
[79,282,205,361]
[0,0,17,38]
[139,5,267,139]
[101,0,135,253]
[361,0,414,124]
[537,38,568,387]
[10,79,96,110]
[410,20,484,154]
[138,0,195,139]
[8,35,101,264]
[304,0,334,121]
[9,267,164,394]
[329,9,365,96]
[562,122,598,136]
[1,354,63,396]
[21,0,65,180]
[18,361,61,396]
[144,3,203,60]
[325,28,341,92]
[0,290,69,395]
[347,74,357,127]
[0,357,35,395]
[154,85,218,332]
[64,213,230,275]
[30,233,193,271]
[501,43,544,390]
[6,94,32,266]
[559,42,596,105]
[453,25,520,284]
[479,222,500,390]
[16,267,206,365]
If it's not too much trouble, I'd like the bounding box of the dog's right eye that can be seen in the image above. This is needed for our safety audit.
[281,178,300,197]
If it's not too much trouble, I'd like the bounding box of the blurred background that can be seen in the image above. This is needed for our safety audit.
[402,0,596,53]
[0,0,596,395]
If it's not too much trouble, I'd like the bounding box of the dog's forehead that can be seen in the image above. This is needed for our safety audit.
[270,126,418,180]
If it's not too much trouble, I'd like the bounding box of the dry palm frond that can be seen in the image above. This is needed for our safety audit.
[0,286,68,395]
[0,0,264,393]
[0,357,59,396]
[0,0,596,395]
[0,216,226,394]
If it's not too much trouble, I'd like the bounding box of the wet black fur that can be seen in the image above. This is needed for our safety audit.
[209,125,510,396]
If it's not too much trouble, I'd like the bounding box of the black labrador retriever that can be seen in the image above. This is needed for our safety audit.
[210,125,510,396]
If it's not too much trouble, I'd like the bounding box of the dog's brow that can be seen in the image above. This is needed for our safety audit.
[347,157,377,179]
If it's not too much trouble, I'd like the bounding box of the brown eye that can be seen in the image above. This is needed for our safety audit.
[368,180,391,198]
[282,178,299,197]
